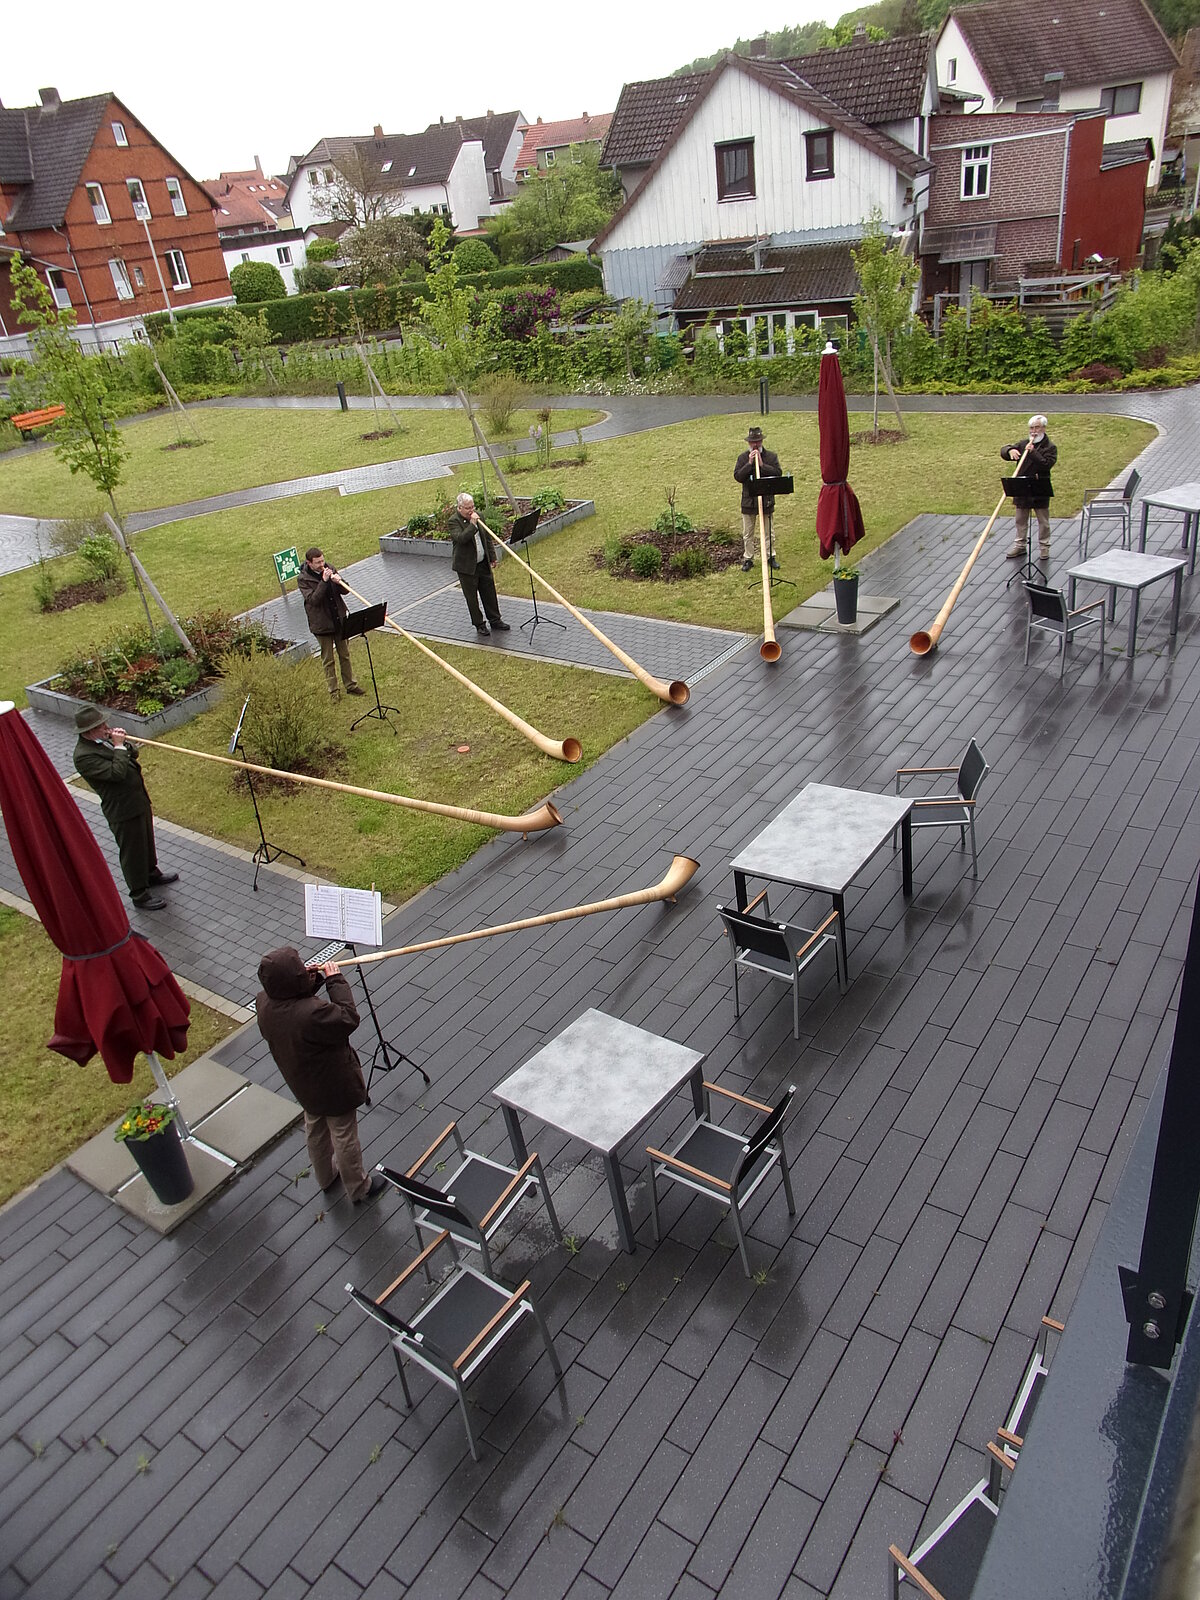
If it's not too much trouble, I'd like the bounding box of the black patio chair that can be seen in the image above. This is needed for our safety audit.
[1023,582,1106,681]
[345,1217,562,1462]
[888,1439,1014,1599]
[1079,468,1140,557]
[894,739,990,877]
[380,1120,562,1277]
[717,905,845,1037]
[647,1081,797,1277]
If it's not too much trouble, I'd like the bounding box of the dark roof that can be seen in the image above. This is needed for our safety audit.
[425,111,525,172]
[0,93,110,230]
[672,241,861,312]
[948,0,1178,97]
[295,135,370,170]
[782,32,934,123]
[1100,136,1154,167]
[601,73,708,168]
[352,124,473,188]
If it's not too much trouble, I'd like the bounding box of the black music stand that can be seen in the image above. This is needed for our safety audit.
[230,697,306,891]
[748,474,796,591]
[342,942,430,1103]
[1001,476,1053,588]
[341,601,398,732]
[508,509,564,644]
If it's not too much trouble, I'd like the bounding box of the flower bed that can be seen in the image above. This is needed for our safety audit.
[380,496,595,558]
[593,527,744,583]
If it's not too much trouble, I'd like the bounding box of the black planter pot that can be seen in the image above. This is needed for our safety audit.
[127,1123,194,1205]
[833,575,859,625]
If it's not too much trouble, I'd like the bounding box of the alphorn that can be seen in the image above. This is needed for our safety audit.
[128,734,562,835]
[477,519,690,706]
[336,579,582,763]
[335,852,699,970]
[755,456,782,663]
[909,441,1034,657]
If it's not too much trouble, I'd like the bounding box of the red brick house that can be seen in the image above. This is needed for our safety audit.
[0,88,231,352]
[921,109,1150,303]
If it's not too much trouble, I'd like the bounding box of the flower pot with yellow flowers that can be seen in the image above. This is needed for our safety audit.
[115,1100,194,1205]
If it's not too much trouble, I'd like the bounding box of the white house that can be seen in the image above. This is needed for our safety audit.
[205,165,307,292]
[284,137,370,232]
[935,0,1178,186]
[594,52,931,332]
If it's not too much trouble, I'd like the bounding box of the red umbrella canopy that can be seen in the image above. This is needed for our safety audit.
[0,703,189,1083]
[816,345,865,561]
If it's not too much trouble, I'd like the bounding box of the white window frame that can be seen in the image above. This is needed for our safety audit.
[948,57,957,82]
[544,148,556,166]
[111,121,128,147]
[165,176,187,217]
[46,268,71,310]
[308,169,319,186]
[164,249,190,290]
[108,258,135,300]
[277,245,292,265]
[961,144,991,199]
[133,265,145,287]
[86,183,111,226]
[381,160,393,173]
[127,177,150,220]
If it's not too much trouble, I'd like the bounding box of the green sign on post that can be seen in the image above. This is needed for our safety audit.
[273,546,301,592]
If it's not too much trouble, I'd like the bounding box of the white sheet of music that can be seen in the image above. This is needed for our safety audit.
[304,885,383,946]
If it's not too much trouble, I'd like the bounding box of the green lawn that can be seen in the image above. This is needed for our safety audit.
[0,405,599,519]
[0,903,236,1207]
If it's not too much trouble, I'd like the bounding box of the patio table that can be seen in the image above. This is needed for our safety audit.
[1067,549,1186,659]
[493,1009,704,1254]
[1137,483,1200,574]
[730,782,913,977]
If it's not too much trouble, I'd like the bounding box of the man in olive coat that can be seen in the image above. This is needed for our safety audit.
[297,547,365,701]
[447,493,511,636]
[72,707,177,910]
[256,948,385,1204]
[734,425,783,571]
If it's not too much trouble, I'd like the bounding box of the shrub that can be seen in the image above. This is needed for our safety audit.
[406,512,436,535]
[229,261,288,304]
[531,485,567,515]
[498,286,560,341]
[560,289,608,321]
[78,531,124,584]
[603,536,632,570]
[630,544,663,578]
[32,563,59,613]
[668,548,712,578]
[306,237,341,264]
[653,508,695,535]
[293,263,338,294]
[478,373,526,434]
[54,610,275,707]
[707,528,738,546]
[218,644,337,772]
[453,239,498,274]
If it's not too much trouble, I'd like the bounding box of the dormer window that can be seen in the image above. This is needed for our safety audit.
[716,138,755,201]
[408,165,417,177]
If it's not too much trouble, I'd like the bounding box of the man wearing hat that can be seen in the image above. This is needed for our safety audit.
[734,426,783,572]
[72,708,177,910]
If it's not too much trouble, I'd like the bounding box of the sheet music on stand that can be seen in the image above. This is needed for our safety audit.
[304,884,383,947]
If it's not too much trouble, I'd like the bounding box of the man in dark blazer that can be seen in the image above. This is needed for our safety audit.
[297,547,365,701]
[734,425,783,572]
[446,492,511,636]
[72,706,178,910]
[1003,415,1057,561]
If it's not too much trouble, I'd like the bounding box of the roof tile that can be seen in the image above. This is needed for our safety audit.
[515,113,613,171]
[783,32,934,122]
[1,93,110,231]
[673,240,861,311]
[949,0,1178,97]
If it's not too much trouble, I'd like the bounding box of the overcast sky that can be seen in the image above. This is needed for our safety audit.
[4,0,834,180]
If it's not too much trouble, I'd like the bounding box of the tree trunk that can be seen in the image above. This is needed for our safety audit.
[103,511,197,658]
[869,331,906,437]
[457,388,516,504]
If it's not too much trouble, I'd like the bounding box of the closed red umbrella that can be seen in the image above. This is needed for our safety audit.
[816,342,865,562]
[0,702,189,1084]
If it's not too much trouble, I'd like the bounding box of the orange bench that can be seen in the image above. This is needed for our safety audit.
[10,404,65,440]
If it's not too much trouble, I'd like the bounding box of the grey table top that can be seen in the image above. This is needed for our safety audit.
[730,782,912,897]
[493,1008,704,1156]
[1140,482,1200,513]
[1067,549,1187,590]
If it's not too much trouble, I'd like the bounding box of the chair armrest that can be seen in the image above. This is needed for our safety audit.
[896,763,959,778]
[454,1279,531,1370]
[405,1122,459,1179]
[1042,1315,1065,1332]
[987,1440,1015,1473]
[790,909,841,960]
[888,1545,947,1600]
[1068,599,1106,621]
[704,1080,773,1113]
[743,887,769,915]
[377,1231,451,1304]
[996,1426,1023,1448]
[910,796,974,808]
[478,1152,539,1228]
[647,1146,732,1190]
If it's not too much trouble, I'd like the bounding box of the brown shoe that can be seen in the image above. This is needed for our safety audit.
[345,684,366,696]
[1005,543,1027,560]
[1039,544,1051,562]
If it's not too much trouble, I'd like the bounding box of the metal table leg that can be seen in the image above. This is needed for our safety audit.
[1126,590,1140,658]
[734,870,748,912]
[1139,501,1149,552]
[502,1105,528,1164]
[901,815,914,895]
[689,1066,704,1119]
[1171,569,1183,648]
[833,892,848,979]
[604,1154,637,1253]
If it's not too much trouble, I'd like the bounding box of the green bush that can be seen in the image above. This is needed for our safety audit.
[458,258,602,293]
[453,238,498,273]
[668,547,712,577]
[229,261,288,304]
[630,544,663,579]
[531,485,567,514]
[54,610,275,707]
[306,237,340,264]
[602,536,632,570]
[653,508,695,535]
[78,531,124,584]
[405,512,436,535]
[218,644,338,772]
[560,289,608,320]
[32,563,59,613]
[478,373,526,433]
[293,263,338,294]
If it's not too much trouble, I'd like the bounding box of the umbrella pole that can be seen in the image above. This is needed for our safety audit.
[147,1051,191,1140]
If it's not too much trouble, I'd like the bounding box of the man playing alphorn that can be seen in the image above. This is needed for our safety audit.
[734,425,783,572]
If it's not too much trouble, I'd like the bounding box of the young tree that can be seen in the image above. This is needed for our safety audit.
[486,145,620,264]
[338,215,427,285]
[851,207,920,436]
[324,145,406,226]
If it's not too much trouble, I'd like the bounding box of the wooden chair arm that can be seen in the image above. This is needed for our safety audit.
[743,887,770,914]
[996,1427,1022,1448]
[896,763,959,777]
[377,1231,450,1303]
[647,1146,732,1190]
[1042,1315,1065,1332]
[704,1081,772,1113]
[791,909,840,960]
[405,1121,459,1179]
[478,1152,539,1228]
[1069,599,1106,621]
[454,1279,531,1370]
[987,1440,1015,1473]
[888,1546,947,1600]
[910,796,974,809]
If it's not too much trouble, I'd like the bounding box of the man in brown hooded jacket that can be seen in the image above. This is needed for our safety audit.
[255,947,384,1204]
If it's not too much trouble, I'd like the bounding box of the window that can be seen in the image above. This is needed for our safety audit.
[323,168,334,183]
[1016,97,1043,112]
[308,169,319,186]
[948,57,957,82]
[46,268,71,310]
[164,249,190,289]
[715,138,755,200]
[381,160,393,173]
[545,148,556,166]
[165,176,187,217]
[961,144,990,198]
[133,265,145,287]
[111,121,128,146]
[1100,82,1142,117]
[277,245,292,265]
[805,129,834,180]
[241,252,250,263]
[126,178,150,220]
[108,258,134,300]
[86,183,111,225]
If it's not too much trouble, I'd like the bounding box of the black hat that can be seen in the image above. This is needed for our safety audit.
[746,426,764,443]
[74,706,106,733]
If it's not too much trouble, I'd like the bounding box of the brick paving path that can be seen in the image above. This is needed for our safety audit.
[0,388,1198,1599]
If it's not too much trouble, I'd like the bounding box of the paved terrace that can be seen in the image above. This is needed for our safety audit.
[1,391,1198,1598]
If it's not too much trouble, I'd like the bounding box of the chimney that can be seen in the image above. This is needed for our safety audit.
[748,37,767,58]
[853,22,867,38]
[456,113,463,122]
[374,123,383,138]
[487,109,494,117]
[536,115,543,124]
[253,154,262,174]
[583,112,589,121]
[439,114,445,124]
[38,87,61,110]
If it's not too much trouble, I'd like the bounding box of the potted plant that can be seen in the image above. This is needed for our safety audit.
[115,1099,194,1205]
[832,563,860,625]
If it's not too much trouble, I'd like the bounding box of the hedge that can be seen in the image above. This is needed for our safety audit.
[459,258,602,292]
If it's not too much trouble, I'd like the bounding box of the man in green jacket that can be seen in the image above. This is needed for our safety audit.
[447,493,511,636]
[72,707,177,910]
